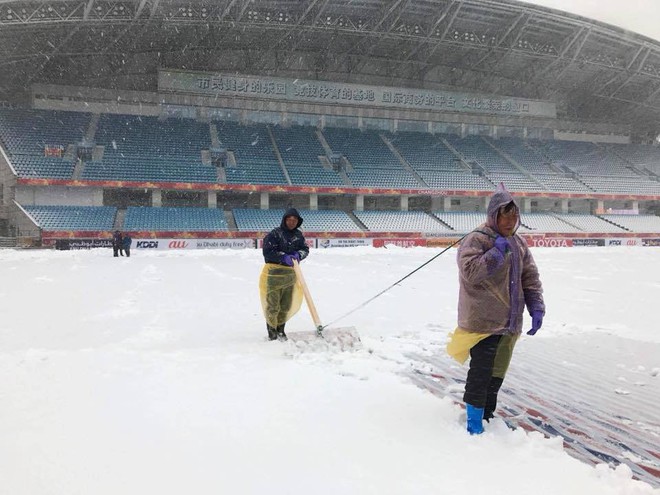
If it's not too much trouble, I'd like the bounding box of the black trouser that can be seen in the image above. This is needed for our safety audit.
[463,335,503,410]
[124,247,130,258]
[113,247,119,257]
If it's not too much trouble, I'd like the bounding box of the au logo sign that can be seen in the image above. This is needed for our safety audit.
[168,240,189,249]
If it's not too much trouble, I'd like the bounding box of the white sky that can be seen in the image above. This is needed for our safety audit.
[519,0,660,42]
[1,246,659,494]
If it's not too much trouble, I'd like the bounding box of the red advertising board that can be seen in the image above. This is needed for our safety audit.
[526,236,574,248]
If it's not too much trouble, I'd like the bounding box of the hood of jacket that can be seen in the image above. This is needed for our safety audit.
[280,208,303,230]
[486,183,520,235]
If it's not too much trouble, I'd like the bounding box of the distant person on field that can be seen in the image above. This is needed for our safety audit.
[121,233,132,258]
[112,230,123,257]
[259,208,309,341]
[447,183,545,435]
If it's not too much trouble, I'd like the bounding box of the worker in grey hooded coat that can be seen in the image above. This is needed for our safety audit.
[451,183,545,434]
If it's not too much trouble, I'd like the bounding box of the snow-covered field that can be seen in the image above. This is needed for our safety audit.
[0,246,658,495]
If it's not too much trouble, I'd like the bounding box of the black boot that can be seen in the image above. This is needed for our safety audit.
[266,324,278,341]
[484,377,504,422]
[276,324,287,341]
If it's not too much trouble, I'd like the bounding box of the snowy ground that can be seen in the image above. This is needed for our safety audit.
[0,246,658,495]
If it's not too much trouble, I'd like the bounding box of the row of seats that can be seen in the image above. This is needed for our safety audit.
[18,204,660,234]
[123,207,229,231]
[233,208,358,232]
[22,205,117,230]
[0,108,89,155]
[82,158,218,183]
[96,114,210,159]
[353,210,453,233]
[2,108,660,192]
[601,214,660,232]
[9,156,76,179]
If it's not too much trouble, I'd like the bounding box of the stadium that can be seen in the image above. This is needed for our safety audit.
[1,0,660,250]
[2,2,660,493]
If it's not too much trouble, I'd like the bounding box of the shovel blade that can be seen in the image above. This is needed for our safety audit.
[287,326,361,351]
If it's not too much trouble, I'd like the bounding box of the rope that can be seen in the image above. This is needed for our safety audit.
[321,235,466,330]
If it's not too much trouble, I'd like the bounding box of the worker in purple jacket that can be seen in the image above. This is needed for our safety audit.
[448,183,545,435]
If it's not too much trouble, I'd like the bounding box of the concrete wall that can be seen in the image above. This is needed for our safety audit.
[15,186,103,206]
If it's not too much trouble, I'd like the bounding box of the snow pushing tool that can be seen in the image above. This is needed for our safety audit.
[292,259,323,336]
[290,259,361,350]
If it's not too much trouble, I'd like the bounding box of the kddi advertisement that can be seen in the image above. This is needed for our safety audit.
[134,239,255,250]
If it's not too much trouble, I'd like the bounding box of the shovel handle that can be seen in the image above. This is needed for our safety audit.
[292,259,323,330]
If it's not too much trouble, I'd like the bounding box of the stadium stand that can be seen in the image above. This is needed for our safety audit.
[387,132,494,190]
[2,111,659,237]
[432,211,483,233]
[233,208,360,232]
[322,127,421,188]
[518,213,586,233]
[21,205,117,231]
[82,156,217,183]
[0,108,89,179]
[577,176,660,195]
[600,214,660,232]
[233,208,286,231]
[531,174,593,193]
[353,210,453,233]
[605,144,660,176]
[95,114,210,158]
[270,125,345,186]
[271,125,325,167]
[550,213,627,233]
[123,207,228,231]
[213,121,287,185]
[0,108,89,155]
[443,135,543,191]
[9,156,76,179]
[528,140,631,177]
[84,114,217,183]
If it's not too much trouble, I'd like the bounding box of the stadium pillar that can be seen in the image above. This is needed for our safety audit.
[208,191,217,208]
[260,192,269,210]
[430,196,445,211]
[310,194,318,210]
[400,195,409,212]
[522,197,532,214]
[152,189,162,207]
[632,200,639,213]
[561,199,569,214]
[442,196,452,211]
[597,199,604,212]
[356,195,364,211]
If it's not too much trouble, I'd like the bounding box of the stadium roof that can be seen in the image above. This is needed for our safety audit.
[2,0,660,135]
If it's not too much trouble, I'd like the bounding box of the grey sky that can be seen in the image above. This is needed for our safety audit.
[518,0,660,42]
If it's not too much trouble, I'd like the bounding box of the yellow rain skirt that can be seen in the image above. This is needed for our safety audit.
[446,327,491,364]
[259,264,304,328]
[447,327,518,378]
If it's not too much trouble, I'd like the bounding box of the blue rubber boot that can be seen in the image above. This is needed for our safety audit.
[466,403,485,435]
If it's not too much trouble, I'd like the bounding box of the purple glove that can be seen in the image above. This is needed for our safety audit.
[291,251,301,262]
[282,254,294,267]
[494,236,509,255]
[527,311,543,335]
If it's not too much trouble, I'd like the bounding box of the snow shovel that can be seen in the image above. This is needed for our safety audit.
[288,259,361,351]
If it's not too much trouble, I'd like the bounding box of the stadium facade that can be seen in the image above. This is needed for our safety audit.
[0,0,659,248]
